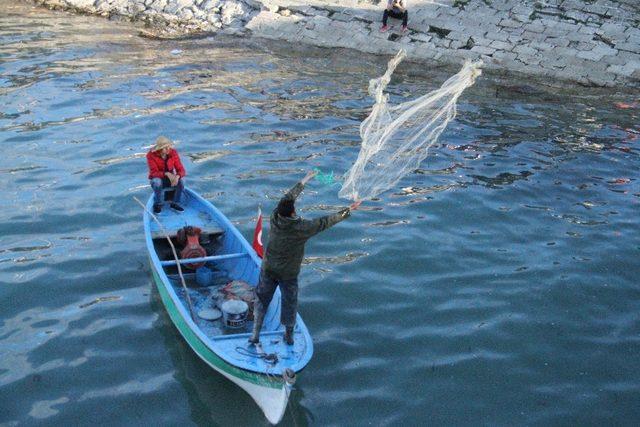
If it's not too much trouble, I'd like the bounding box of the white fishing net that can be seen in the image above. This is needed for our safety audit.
[339,50,482,201]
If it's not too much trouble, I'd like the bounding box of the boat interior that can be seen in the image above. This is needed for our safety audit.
[147,189,312,374]
[149,190,284,340]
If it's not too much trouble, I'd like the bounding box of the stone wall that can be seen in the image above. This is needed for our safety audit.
[31,0,258,33]
[29,0,640,87]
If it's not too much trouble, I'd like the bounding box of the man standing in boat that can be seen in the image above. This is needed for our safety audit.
[146,136,186,214]
[250,171,362,345]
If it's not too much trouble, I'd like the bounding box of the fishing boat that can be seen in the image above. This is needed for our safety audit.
[142,187,313,424]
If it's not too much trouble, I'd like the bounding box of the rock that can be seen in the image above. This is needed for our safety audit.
[410,32,432,43]
[71,0,96,9]
[499,18,523,29]
[471,45,496,56]
[161,12,179,22]
[489,40,511,50]
[263,2,278,13]
[94,0,110,12]
[513,44,537,56]
[150,0,166,12]
[201,0,219,11]
[206,13,220,24]
[576,45,617,62]
[607,61,640,78]
[177,7,194,20]
[221,1,245,26]
[164,0,179,13]
[191,7,206,19]
[127,2,145,15]
[165,0,193,14]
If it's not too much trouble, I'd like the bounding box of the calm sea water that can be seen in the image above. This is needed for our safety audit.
[1,1,639,425]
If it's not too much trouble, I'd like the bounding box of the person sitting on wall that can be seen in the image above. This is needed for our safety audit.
[380,0,408,33]
[146,136,186,214]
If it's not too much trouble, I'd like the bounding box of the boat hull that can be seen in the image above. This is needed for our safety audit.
[151,264,290,424]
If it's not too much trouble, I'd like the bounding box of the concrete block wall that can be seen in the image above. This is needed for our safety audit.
[27,0,640,87]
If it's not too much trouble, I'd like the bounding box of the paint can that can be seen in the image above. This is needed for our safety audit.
[221,300,248,329]
[198,308,221,321]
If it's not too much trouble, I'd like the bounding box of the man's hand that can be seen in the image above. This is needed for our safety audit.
[166,172,179,187]
[301,170,318,185]
[393,0,404,11]
[349,200,363,211]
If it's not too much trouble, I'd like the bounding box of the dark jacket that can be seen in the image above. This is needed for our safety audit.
[262,181,351,280]
[147,148,186,180]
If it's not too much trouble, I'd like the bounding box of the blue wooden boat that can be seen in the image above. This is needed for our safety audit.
[143,187,313,424]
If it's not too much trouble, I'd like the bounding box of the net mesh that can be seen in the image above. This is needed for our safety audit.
[339,50,482,201]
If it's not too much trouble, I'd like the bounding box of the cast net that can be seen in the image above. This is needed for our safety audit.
[339,50,482,201]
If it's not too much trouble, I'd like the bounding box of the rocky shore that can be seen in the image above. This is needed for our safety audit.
[29,0,640,87]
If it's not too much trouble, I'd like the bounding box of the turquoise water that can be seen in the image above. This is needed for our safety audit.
[1,1,639,425]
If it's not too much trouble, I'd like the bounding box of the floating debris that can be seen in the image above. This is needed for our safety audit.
[611,178,631,185]
[614,102,638,109]
[79,296,121,309]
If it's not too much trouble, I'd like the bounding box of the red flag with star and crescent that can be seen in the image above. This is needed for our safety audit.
[252,207,264,258]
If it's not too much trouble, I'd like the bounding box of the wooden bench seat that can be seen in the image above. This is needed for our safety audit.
[160,252,249,267]
[151,226,224,240]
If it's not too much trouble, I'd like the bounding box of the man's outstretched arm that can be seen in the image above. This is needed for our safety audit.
[282,170,318,202]
[299,200,362,238]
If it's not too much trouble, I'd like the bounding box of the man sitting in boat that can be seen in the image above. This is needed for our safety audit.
[250,171,362,345]
[146,136,186,214]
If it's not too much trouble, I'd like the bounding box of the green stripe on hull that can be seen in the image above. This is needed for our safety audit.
[151,266,283,389]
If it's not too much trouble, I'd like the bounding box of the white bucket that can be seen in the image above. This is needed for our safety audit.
[221,300,248,329]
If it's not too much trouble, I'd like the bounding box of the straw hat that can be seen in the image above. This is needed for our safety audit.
[153,136,174,151]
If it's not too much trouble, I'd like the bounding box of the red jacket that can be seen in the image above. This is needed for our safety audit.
[147,148,186,180]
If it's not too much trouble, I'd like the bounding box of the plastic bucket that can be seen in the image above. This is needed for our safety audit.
[221,300,248,329]
[195,266,214,286]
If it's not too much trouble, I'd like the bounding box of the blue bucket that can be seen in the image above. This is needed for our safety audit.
[196,266,214,287]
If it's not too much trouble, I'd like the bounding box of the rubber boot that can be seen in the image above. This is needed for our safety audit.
[284,326,294,346]
[249,305,264,344]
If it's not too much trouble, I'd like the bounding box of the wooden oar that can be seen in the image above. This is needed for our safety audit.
[134,196,196,322]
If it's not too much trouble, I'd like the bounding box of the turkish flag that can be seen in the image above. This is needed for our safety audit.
[252,207,264,258]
